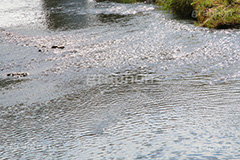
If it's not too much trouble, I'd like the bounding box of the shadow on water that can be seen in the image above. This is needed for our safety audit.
[42,0,131,30]
[97,14,130,23]
[42,0,90,30]
[0,78,29,90]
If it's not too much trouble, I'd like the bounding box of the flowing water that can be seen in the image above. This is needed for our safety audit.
[0,0,240,159]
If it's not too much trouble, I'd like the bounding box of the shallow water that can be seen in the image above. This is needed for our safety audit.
[0,0,240,159]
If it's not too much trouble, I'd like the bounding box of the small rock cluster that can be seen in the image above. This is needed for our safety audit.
[6,72,29,77]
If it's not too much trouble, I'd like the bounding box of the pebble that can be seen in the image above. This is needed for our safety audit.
[6,72,29,77]
[51,45,65,49]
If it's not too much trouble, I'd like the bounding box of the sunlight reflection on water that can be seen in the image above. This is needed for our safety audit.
[0,0,240,159]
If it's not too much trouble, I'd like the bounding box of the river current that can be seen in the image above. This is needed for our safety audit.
[0,0,240,159]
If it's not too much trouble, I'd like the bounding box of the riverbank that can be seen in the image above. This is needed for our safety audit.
[109,0,240,28]
[156,0,240,28]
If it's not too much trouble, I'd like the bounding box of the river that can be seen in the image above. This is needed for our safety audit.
[0,0,240,159]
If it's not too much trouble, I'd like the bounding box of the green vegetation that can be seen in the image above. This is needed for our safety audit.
[155,0,240,28]
[193,0,240,28]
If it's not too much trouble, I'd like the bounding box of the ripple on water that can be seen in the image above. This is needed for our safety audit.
[0,0,240,159]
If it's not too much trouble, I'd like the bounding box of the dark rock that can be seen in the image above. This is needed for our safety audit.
[51,45,58,49]
[6,72,29,77]
[51,45,65,49]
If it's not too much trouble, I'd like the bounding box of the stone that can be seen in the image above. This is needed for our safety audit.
[51,45,65,49]
[6,72,29,77]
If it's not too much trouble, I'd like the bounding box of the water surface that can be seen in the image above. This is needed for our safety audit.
[0,0,240,159]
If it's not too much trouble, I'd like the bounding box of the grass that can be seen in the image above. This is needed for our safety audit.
[192,0,240,28]
[156,0,240,28]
